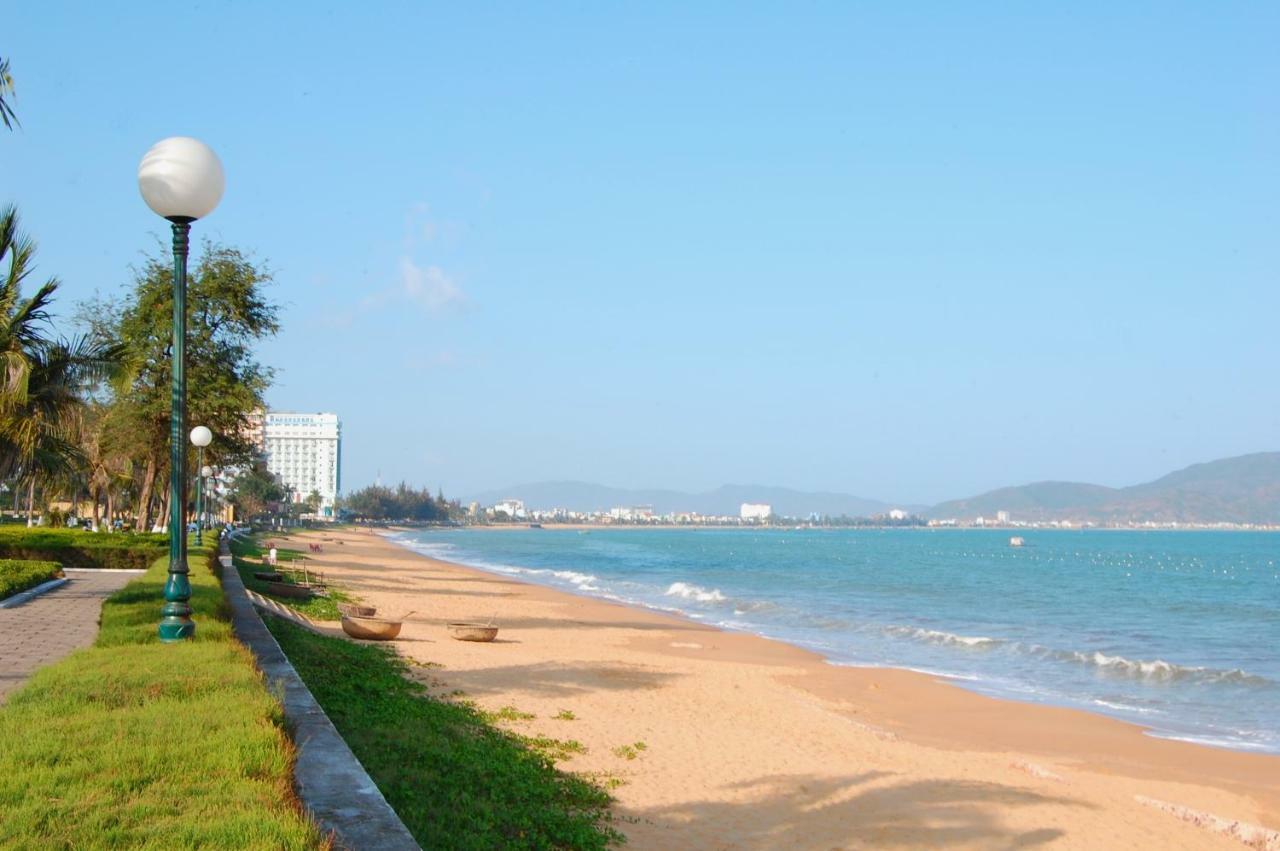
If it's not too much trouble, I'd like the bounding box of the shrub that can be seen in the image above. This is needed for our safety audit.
[0,559,63,601]
[0,527,166,570]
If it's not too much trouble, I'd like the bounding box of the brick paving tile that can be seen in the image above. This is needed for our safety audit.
[0,571,139,703]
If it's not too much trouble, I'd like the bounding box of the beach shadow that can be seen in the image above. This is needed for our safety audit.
[630,773,1090,849]
[443,661,680,698]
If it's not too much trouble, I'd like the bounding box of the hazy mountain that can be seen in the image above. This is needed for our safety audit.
[927,482,1117,520]
[465,481,901,518]
[928,452,1280,524]
[468,453,1280,524]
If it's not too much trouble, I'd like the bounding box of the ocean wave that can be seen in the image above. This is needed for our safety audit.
[548,569,603,591]
[665,581,726,603]
[886,626,1004,650]
[1090,698,1162,715]
[1032,647,1272,687]
[733,600,780,615]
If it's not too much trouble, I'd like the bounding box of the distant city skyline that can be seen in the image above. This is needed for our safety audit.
[8,4,1278,505]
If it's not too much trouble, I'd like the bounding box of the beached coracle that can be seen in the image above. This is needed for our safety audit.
[341,614,404,640]
[448,622,499,642]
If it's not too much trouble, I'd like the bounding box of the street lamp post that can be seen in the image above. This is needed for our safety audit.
[190,426,213,546]
[138,137,225,642]
[202,465,215,531]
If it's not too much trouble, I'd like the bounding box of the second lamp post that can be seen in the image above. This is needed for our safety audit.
[190,425,213,546]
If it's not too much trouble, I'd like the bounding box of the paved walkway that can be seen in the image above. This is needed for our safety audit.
[0,570,140,703]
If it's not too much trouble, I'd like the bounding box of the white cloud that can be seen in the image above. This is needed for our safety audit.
[398,257,465,311]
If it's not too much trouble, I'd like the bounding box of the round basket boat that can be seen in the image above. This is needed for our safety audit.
[448,622,499,642]
[337,603,377,617]
[341,614,403,641]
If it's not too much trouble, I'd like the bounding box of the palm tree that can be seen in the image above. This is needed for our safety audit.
[0,206,59,411]
[0,56,16,130]
[1,336,121,524]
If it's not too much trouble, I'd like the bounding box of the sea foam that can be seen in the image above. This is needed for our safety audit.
[665,582,726,603]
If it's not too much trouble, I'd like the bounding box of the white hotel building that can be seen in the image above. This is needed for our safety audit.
[262,412,342,517]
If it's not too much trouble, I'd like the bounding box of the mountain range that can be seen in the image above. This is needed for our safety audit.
[467,452,1280,525]
[927,452,1280,524]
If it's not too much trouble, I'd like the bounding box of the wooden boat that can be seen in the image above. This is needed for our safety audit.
[254,571,284,582]
[341,614,403,640]
[448,622,499,642]
[265,580,315,600]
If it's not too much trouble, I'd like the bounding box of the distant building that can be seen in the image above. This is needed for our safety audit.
[888,509,908,521]
[609,505,654,522]
[740,503,772,522]
[492,499,526,519]
[262,412,342,517]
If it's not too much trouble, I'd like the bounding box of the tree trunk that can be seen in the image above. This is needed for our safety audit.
[135,456,157,531]
[157,487,170,534]
[106,487,115,532]
[91,484,101,532]
[25,478,35,526]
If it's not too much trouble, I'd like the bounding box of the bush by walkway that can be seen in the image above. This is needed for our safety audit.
[0,559,62,601]
[0,527,166,570]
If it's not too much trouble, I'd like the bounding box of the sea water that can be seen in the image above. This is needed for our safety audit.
[388,527,1280,753]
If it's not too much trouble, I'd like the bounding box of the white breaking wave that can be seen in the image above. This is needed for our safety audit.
[887,626,1004,650]
[665,582,726,603]
[1090,698,1162,715]
[1067,651,1269,686]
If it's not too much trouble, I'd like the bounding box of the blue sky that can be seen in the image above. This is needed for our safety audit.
[6,3,1278,504]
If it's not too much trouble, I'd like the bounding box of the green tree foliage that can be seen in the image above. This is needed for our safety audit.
[0,208,121,522]
[0,206,58,413]
[2,336,121,522]
[226,457,285,521]
[0,56,16,130]
[85,240,279,528]
[343,482,459,522]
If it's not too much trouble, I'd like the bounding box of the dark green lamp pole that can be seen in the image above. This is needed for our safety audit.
[138,136,225,643]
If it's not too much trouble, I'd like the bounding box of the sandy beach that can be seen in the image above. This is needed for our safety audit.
[275,527,1280,850]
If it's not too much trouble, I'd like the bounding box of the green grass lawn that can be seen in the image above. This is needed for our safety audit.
[228,534,354,621]
[265,617,624,850]
[0,558,63,601]
[0,540,327,849]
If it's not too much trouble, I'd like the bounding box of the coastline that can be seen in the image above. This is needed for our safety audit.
[286,526,1280,848]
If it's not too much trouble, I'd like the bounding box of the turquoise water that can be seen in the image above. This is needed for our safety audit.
[389,528,1280,753]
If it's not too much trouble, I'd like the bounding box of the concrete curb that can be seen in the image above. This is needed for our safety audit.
[0,577,69,609]
[219,537,420,851]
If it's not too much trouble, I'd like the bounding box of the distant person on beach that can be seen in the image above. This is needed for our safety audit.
[268,546,278,567]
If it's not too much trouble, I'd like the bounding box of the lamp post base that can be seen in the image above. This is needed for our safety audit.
[158,560,195,642]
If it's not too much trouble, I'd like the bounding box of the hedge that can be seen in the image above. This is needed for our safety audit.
[0,559,64,601]
[0,527,166,570]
